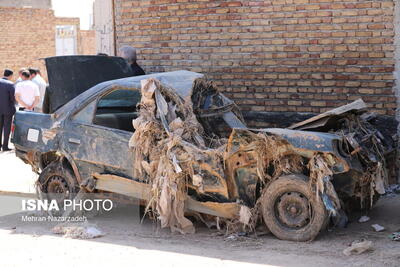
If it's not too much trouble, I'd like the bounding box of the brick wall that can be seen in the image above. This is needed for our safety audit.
[0,7,55,81]
[114,0,397,115]
[80,30,97,55]
[0,8,97,82]
[55,17,81,28]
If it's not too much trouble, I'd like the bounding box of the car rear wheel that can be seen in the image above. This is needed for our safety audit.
[38,161,79,215]
[261,174,328,241]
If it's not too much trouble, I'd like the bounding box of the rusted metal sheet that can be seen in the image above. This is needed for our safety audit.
[289,99,367,131]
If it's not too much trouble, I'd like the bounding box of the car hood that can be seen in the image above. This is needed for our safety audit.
[255,128,341,154]
[45,56,134,113]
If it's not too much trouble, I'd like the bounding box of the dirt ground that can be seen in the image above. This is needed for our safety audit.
[0,150,399,267]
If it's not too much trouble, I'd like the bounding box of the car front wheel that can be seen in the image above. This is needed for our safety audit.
[261,174,328,241]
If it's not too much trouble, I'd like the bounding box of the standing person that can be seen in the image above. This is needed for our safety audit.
[15,68,27,84]
[29,68,47,112]
[15,70,40,111]
[0,69,16,152]
[119,46,146,76]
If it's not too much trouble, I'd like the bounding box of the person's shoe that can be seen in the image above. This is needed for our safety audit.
[2,147,12,152]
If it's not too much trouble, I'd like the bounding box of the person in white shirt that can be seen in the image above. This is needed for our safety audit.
[29,68,47,112]
[15,70,40,111]
[15,68,27,84]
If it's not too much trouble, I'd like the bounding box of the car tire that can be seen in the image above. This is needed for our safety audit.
[261,174,328,242]
[38,161,79,214]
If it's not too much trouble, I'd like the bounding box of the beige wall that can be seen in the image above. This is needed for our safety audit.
[93,0,115,56]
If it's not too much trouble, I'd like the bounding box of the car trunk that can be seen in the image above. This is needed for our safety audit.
[44,55,134,113]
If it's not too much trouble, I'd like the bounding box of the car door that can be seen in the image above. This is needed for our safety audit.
[62,87,140,181]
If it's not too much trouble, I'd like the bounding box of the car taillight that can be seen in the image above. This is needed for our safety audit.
[11,119,15,137]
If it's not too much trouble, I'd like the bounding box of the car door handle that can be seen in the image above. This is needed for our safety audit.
[68,138,81,145]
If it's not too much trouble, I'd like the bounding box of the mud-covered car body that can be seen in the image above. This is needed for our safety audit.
[13,70,204,182]
[14,72,348,199]
[12,56,387,241]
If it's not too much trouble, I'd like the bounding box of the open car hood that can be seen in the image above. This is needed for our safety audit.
[45,56,134,113]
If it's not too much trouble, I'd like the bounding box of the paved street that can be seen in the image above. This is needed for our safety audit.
[0,145,36,194]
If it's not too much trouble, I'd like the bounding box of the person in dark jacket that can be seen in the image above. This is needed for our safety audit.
[119,46,145,76]
[0,69,16,151]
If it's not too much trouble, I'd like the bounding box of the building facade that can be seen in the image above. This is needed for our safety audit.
[104,0,400,116]
[0,2,96,81]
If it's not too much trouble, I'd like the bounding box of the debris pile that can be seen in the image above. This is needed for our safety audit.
[358,216,370,223]
[371,224,385,232]
[338,113,389,208]
[52,223,104,239]
[389,232,400,241]
[129,78,344,234]
[129,78,229,234]
[385,184,400,196]
[129,78,301,234]
[307,154,341,217]
[128,77,392,236]
[343,240,373,256]
[290,99,394,210]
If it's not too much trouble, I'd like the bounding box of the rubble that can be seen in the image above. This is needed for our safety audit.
[290,99,394,210]
[385,184,400,196]
[358,216,370,223]
[389,232,400,241]
[371,224,385,232]
[343,240,373,256]
[52,223,104,239]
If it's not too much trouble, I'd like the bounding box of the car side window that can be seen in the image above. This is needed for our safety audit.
[93,89,141,132]
[72,101,97,124]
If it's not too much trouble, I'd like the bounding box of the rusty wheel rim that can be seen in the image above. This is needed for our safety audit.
[275,192,311,229]
[46,175,70,203]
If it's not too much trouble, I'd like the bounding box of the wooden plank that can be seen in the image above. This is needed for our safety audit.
[93,173,151,201]
[92,174,240,219]
[185,198,240,219]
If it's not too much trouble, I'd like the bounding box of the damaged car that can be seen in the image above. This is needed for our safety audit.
[12,56,391,241]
